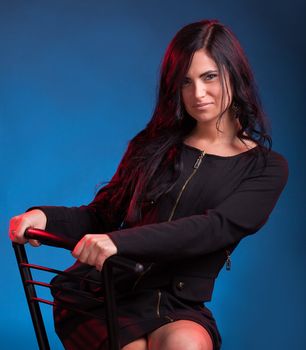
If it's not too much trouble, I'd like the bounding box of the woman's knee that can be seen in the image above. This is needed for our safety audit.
[148,320,213,350]
[122,337,148,350]
[158,332,211,350]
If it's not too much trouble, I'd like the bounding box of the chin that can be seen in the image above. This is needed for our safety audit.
[188,113,219,124]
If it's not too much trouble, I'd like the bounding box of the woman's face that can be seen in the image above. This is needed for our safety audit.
[181,49,232,125]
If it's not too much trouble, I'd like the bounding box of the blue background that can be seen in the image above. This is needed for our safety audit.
[1,0,305,349]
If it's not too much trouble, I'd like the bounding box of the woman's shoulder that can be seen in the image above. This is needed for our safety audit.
[263,147,288,169]
[242,137,288,169]
[255,147,289,189]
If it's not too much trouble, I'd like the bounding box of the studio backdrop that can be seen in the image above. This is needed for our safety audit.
[0,1,305,349]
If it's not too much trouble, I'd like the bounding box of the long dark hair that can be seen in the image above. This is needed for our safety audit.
[94,19,272,225]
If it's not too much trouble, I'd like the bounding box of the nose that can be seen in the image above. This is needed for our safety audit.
[194,81,206,99]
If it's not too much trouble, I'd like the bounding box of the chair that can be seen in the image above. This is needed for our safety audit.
[12,228,144,350]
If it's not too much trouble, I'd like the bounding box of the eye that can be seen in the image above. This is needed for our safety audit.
[205,73,218,81]
[182,77,191,87]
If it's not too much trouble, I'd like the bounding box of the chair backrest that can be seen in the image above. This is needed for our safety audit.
[13,228,143,350]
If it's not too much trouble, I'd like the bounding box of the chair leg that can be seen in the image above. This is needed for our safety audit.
[13,243,51,350]
[103,260,121,350]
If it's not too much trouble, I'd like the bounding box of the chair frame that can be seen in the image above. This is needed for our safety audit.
[13,228,143,350]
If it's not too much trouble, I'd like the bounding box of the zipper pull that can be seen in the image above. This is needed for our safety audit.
[193,151,205,169]
[226,250,231,271]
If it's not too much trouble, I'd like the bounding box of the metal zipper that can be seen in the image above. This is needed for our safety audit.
[168,150,206,221]
[156,289,161,317]
[165,315,174,322]
[154,152,206,320]
[133,150,206,291]
[156,289,174,321]
[225,250,231,271]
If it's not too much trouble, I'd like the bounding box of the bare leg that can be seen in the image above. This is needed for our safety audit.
[148,320,213,350]
[122,337,148,350]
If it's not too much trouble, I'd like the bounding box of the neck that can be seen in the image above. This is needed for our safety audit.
[189,115,240,145]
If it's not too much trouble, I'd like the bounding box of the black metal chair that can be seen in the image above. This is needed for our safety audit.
[12,228,144,350]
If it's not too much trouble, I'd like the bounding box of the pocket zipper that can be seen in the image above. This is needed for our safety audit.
[156,289,161,317]
[226,250,231,271]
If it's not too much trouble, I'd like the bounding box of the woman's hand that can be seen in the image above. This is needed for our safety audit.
[9,209,47,247]
[72,234,118,271]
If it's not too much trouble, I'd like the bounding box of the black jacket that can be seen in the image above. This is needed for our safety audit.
[37,144,288,302]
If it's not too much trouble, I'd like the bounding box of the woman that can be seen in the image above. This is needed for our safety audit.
[9,19,288,350]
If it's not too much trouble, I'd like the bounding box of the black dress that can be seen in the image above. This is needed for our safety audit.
[38,143,288,349]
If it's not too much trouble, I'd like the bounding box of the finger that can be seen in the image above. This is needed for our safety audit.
[85,240,102,266]
[86,249,100,267]
[72,240,84,259]
[78,237,99,265]
[72,235,91,260]
[9,216,28,244]
[95,254,107,271]
[29,239,41,247]
[73,235,104,267]
[9,216,19,240]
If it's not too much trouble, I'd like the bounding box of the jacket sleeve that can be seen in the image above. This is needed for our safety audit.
[29,201,113,241]
[107,151,289,262]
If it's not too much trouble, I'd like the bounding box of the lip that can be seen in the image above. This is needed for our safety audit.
[193,102,213,108]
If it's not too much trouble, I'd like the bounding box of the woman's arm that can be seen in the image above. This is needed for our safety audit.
[27,187,126,241]
[62,150,288,271]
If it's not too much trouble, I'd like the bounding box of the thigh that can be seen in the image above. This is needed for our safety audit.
[148,320,213,350]
[121,337,148,350]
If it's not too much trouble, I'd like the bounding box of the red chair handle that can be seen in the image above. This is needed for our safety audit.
[25,228,144,274]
